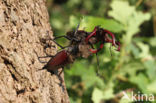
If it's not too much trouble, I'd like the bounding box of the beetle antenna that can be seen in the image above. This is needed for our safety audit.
[51,39,65,49]
[34,50,52,63]
[109,44,113,56]
[95,53,100,76]
[74,23,80,36]
[95,53,105,79]
[74,16,84,36]
[54,35,71,40]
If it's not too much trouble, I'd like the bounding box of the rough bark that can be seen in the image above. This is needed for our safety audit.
[0,0,69,103]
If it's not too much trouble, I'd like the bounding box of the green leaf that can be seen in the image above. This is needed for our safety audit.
[81,66,105,89]
[69,15,80,28]
[66,60,105,89]
[69,15,124,33]
[102,87,114,100]
[92,88,104,103]
[81,16,124,33]
[147,80,156,94]
[129,43,140,58]
[51,18,63,29]
[149,37,156,47]
[129,73,149,93]
[144,60,156,80]
[108,1,135,25]
[92,87,114,103]
[136,42,151,58]
[119,61,144,77]
[108,0,151,44]
[119,98,132,103]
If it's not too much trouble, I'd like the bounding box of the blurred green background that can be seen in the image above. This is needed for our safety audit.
[46,0,156,103]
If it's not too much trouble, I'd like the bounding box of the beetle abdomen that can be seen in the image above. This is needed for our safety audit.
[46,50,68,71]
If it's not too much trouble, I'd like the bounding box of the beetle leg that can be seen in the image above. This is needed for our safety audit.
[90,44,105,79]
[85,27,97,43]
[104,33,120,51]
[50,39,65,49]
[54,35,71,40]
[43,39,69,56]
[44,36,70,50]
[49,38,71,49]
[34,50,53,63]
[89,43,104,53]
[104,30,116,46]
[58,69,64,87]
[116,41,120,51]
[38,56,50,63]
[95,52,100,75]
[55,68,65,91]
[95,53,105,79]
[90,44,100,75]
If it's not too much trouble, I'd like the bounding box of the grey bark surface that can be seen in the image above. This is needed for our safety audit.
[0,0,69,103]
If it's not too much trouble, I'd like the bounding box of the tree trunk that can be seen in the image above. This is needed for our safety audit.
[0,0,69,103]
